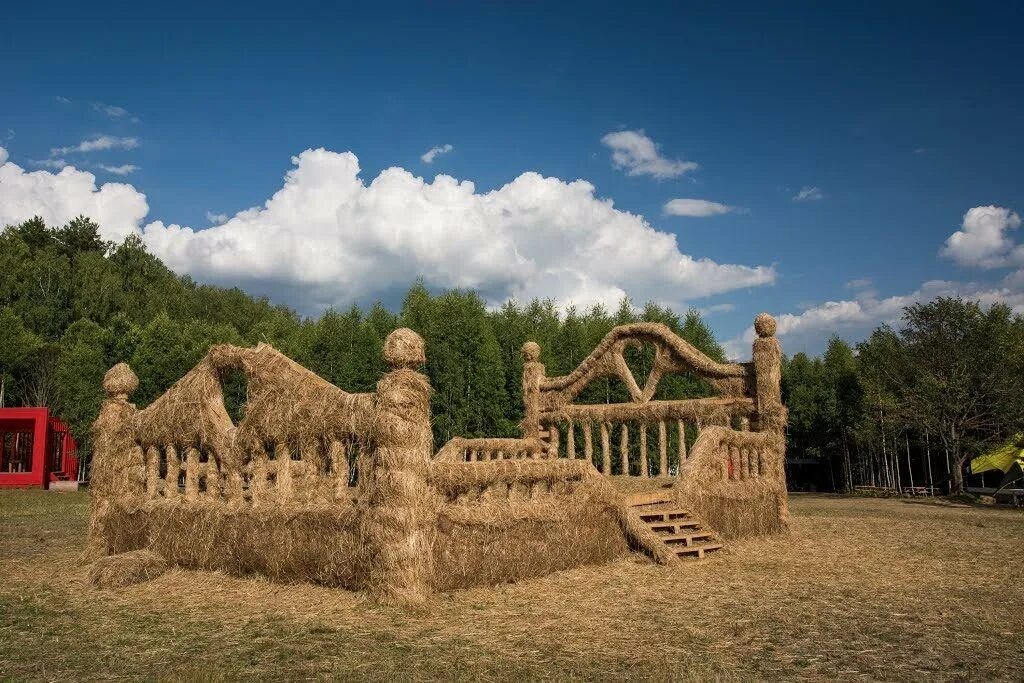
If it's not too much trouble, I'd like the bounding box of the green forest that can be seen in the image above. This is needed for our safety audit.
[3,216,1023,494]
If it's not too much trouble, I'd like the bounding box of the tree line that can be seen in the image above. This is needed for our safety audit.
[3,216,1021,493]
[783,299,1024,494]
[0,216,726,465]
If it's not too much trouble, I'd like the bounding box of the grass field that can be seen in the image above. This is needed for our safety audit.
[1,491,1022,681]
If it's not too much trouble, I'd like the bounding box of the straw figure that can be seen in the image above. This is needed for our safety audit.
[85,315,788,604]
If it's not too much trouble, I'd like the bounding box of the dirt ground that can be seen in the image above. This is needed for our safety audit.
[1,490,1021,681]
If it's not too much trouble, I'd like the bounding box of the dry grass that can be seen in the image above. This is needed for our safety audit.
[2,490,1022,681]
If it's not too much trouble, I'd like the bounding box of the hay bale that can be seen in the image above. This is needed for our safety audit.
[100,498,367,589]
[433,491,629,591]
[86,550,167,589]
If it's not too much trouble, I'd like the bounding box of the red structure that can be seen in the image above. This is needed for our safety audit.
[0,408,80,489]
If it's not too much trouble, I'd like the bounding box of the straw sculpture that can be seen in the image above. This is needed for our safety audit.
[86,314,787,603]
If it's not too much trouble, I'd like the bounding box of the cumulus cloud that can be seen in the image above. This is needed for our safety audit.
[98,164,139,176]
[420,144,453,164]
[206,211,229,225]
[51,135,139,156]
[601,130,697,180]
[940,205,1022,269]
[723,276,1024,359]
[721,205,1024,358]
[0,146,775,313]
[0,147,147,242]
[792,186,823,202]
[140,149,774,312]
[663,198,741,217]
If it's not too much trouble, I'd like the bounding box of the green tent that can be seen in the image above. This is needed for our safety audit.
[971,434,1024,491]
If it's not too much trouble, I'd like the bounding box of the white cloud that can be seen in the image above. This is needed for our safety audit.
[940,205,1022,269]
[663,198,740,217]
[0,147,776,313]
[140,149,774,312]
[845,277,873,290]
[698,303,736,315]
[0,147,147,242]
[206,211,229,225]
[54,96,72,104]
[722,205,1024,358]
[92,102,131,119]
[30,158,71,170]
[420,144,453,164]
[50,135,139,156]
[601,130,698,180]
[98,164,139,176]
[792,186,823,202]
[723,278,1024,359]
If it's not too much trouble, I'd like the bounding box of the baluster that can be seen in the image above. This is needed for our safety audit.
[619,422,629,476]
[658,420,668,477]
[184,446,200,500]
[639,422,649,478]
[583,421,594,465]
[276,442,292,499]
[600,422,611,475]
[329,440,348,498]
[250,443,267,504]
[729,445,741,481]
[550,425,560,458]
[165,445,180,498]
[224,448,244,502]
[205,456,222,499]
[677,421,687,476]
[739,416,750,432]
[566,420,576,459]
[751,449,761,478]
[739,448,749,480]
[146,446,160,498]
[298,437,319,497]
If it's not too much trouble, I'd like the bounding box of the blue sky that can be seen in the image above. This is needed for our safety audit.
[2,1,1022,357]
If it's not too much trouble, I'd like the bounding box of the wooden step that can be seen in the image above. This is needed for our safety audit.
[674,542,723,559]
[648,520,701,532]
[638,509,691,522]
[625,490,675,507]
[657,531,716,545]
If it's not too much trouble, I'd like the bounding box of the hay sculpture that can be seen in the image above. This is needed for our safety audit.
[87,315,787,603]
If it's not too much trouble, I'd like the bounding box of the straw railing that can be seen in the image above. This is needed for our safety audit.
[519,318,784,488]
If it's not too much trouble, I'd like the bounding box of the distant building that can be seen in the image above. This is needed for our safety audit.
[0,408,80,489]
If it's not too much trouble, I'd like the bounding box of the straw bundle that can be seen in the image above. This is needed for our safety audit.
[85,364,144,560]
[85,549,167,588]
[362,328,438,605]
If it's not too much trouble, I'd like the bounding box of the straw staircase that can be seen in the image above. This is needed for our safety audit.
[626,490,724,560]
